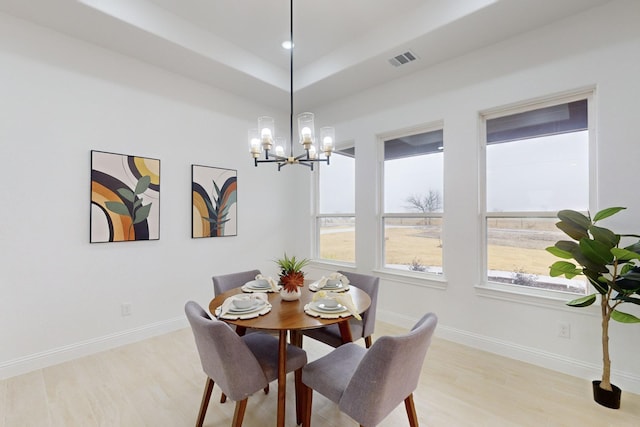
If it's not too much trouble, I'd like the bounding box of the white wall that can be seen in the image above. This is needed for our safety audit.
[310,0,640,393]
[0,12,309,378]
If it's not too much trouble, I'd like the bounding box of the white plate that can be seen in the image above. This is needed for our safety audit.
[228,300,266,313]
[310,301,347,313]
[216,302,272,320]
[303,303,352,319]
[309,282,350,292]
[245,280,272,289]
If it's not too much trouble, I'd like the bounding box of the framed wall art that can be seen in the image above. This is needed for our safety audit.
[192,165,237,238]
[90,150,160,243]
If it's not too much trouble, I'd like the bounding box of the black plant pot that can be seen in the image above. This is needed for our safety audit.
[592,380,621,409]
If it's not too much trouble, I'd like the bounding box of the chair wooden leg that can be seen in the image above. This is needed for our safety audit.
[364,335,372,348]
[295,368,303,425]
[196,377,214,427]
[232,398,248,427]
[404,393,419,427]
[302,383,313,427]
[264,384,269,395]
[220,392,227,403]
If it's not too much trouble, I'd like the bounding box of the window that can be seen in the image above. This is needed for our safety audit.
[482,95,591,294]
[316,147,355,263]
[382,127,444,274]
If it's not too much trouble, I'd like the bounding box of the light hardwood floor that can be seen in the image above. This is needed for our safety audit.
[1,321,639,426]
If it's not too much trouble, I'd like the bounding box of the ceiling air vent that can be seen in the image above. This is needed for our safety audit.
[388,50,418,67]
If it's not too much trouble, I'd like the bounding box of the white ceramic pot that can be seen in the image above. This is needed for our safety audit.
[280,287,301,301]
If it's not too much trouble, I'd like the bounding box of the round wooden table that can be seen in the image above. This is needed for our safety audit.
[209,282,371,427]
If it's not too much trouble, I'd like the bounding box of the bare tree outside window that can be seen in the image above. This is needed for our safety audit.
[405,189,442,213]
[405,189,442,225]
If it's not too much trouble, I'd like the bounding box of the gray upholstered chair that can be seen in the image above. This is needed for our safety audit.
[302,271,379,348]
[301,312,438,427]
[212,269,261,296]
[211,269,271,403]
[185,301,307,427]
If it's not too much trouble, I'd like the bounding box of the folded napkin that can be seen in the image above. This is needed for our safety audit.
[312,290,361,320]
[218,293,268,317]
[316,272,350,289]
[255,274,280,292]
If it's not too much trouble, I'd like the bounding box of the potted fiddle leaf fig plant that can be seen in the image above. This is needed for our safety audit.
[275,253,309,301]
[546,207,640,409]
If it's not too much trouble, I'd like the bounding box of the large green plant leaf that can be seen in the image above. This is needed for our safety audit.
[572,250,610,273]
[549,261,582,278]
[584,270,608,294]
[567,293,596,307]
[579,238,614,265]
[557,221,589,241]
[593,207,626,222]
[624,241,640,253]
[611,309,640,323]
[556,210,590,240]
[556,240,579,252]
[614,268,640,292]
[611,248,640,261]
[546,246,573,259]
[589,225,619,249]
[558,209,591,227]
[615,295,640,305]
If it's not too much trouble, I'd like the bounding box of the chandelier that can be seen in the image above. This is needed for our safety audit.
[248,0,335,171]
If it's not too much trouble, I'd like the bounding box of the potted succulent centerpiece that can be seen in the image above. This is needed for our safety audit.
[276,253,309,301]
[547,207,640,408]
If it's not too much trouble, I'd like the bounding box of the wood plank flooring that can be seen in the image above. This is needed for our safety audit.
[1,321,639,426]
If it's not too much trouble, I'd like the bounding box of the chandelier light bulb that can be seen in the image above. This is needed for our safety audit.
[320,127,335,156]
[248,129,262,157]
[308,145,317,159]
[274,137,286,157]
[301,127,312,142]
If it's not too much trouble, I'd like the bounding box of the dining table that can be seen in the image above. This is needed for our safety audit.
[208,279,372,427]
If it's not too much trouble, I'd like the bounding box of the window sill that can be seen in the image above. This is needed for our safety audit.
[475,281,597,314]
[309,259,356,270]
[372,268,447,290]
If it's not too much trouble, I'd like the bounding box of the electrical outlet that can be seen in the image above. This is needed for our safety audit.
[558,322,571,338]
[121,302,133,317]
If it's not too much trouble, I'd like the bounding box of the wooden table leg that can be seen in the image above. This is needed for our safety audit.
[338,320,353,344]
[290,329,302,347]
[277,330,287,427]
[289,330,303,424]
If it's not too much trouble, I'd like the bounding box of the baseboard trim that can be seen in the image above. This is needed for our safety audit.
[378,309,640,395]
[0,316,188,380]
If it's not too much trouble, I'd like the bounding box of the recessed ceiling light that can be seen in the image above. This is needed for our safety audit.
[281,40,294,49]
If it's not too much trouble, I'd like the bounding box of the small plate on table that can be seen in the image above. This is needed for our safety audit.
[309,281,350,292]
[216,298,272,319]
[304,301,351,319]
[242,280,279,293]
